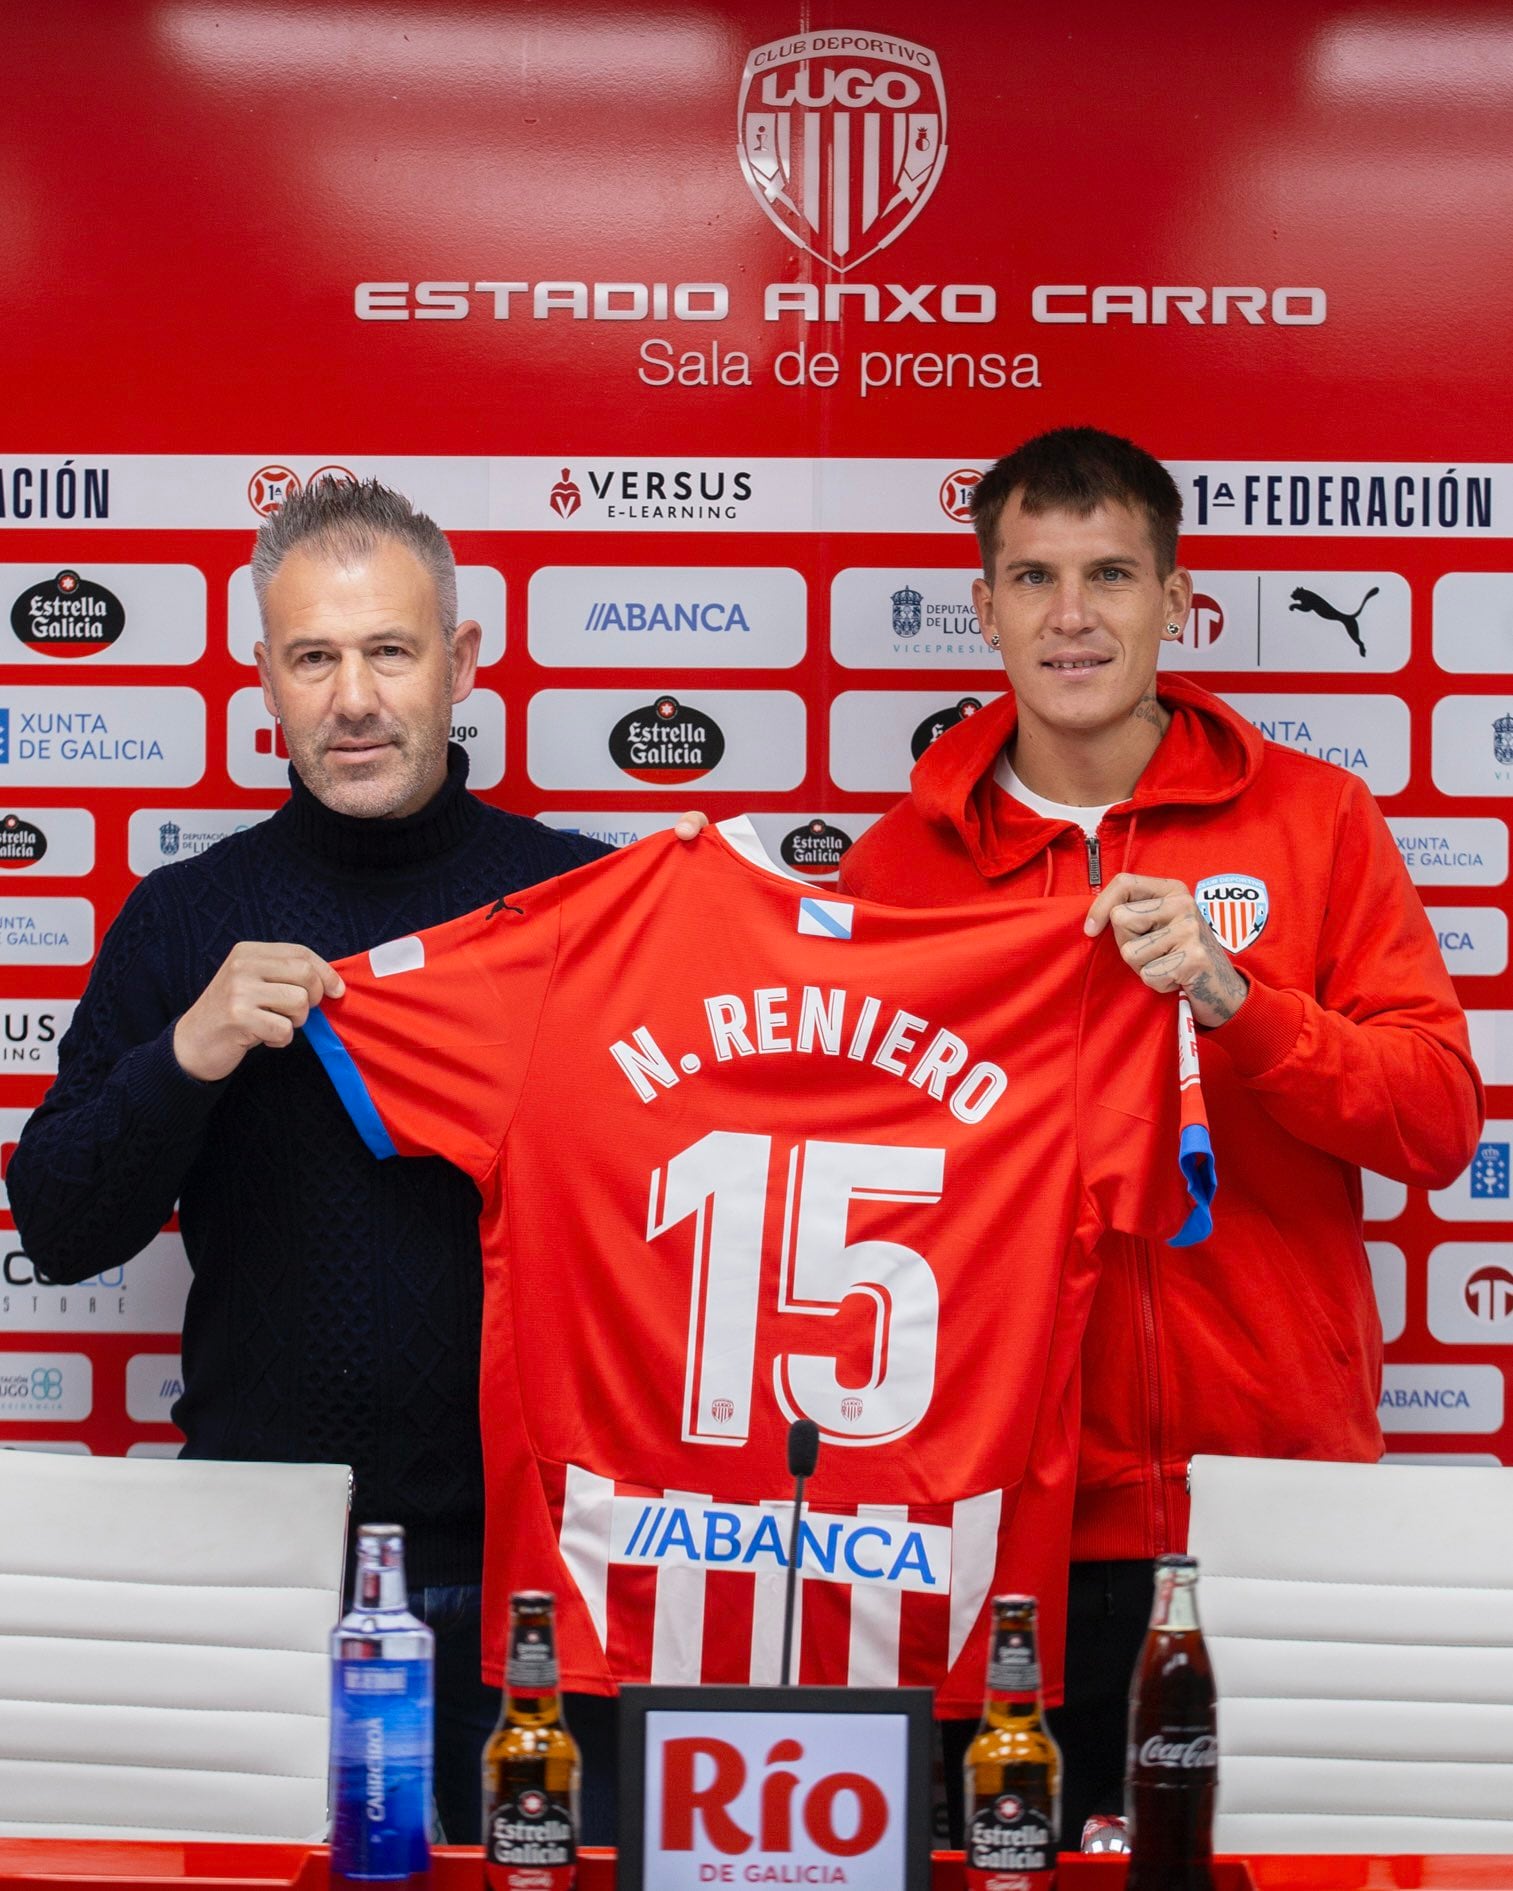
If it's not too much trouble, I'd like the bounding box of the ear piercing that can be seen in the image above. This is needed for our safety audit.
[1163,622,1183,640]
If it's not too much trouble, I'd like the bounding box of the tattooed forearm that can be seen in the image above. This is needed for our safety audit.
[1187,959,1249,1023]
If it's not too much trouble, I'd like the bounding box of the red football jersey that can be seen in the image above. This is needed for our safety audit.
[304,819,1212,1714]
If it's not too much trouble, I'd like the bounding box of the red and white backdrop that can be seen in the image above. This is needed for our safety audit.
[2,1,1511,1464]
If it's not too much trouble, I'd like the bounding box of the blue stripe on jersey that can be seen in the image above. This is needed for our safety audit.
[1169,1123,1216,1248]
[301,1008,398,1161]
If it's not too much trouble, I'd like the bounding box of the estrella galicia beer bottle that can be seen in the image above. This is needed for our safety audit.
[482,1591,581,1889]
[1125,1554,1218,1891]
[328,1524,434,1883]
[963,1595,1062,1890]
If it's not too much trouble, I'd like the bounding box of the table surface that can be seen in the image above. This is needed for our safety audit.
[3,1845,1513,1889]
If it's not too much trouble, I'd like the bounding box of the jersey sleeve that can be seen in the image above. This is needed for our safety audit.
[1078,939,1217,1247]
[301,877,564,1185]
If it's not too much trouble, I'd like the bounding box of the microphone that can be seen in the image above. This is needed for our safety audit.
[779,1418,820,1687]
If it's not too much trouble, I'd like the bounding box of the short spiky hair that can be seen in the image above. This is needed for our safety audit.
[249,478,458,644]
[970,426,1183,579]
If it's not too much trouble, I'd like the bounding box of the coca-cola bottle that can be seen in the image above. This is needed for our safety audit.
[1124,1553,1218,1891]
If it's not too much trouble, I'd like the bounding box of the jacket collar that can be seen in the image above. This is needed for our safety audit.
[909,674,1264,879]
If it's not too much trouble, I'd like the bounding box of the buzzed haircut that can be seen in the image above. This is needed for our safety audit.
[970,426,1183,579]
[250,478,458,644]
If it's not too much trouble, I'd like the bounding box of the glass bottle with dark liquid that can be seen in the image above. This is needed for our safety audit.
[1125,1553,1218,1891]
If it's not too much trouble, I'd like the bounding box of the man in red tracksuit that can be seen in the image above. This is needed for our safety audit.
[838,426,1484,1843]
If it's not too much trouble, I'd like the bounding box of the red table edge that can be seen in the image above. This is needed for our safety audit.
[6,1845,1513,1889]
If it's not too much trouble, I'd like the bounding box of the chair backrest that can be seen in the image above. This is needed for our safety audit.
[1188,1453,1513,1854]
[0,1451,350,1841]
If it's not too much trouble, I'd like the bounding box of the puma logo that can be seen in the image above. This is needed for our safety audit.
[487,894,525,919]
[1289,584,1378,658]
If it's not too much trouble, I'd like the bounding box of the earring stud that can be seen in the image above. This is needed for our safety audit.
[989,633,1001,648]
[1163,622,1182,640]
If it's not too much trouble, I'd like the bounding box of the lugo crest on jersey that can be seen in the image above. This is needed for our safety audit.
[1195,873,1269,953]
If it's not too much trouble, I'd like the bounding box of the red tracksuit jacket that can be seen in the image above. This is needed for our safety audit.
[839,675,1484,1560]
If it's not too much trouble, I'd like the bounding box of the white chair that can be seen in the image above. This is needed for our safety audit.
[0,1451,351,1841]
[1187,1453,1513,1854]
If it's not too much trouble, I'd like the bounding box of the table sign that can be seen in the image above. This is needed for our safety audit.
[618,1685,934,1891]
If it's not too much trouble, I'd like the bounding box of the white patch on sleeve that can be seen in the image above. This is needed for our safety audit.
[368,935,426,979]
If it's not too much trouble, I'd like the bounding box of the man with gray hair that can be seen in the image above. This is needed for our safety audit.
[10,478,700,1841]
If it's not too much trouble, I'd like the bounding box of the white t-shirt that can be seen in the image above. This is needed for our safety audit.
[993,754,1112,838]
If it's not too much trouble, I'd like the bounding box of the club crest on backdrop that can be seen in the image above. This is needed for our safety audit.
[737,32,948,272]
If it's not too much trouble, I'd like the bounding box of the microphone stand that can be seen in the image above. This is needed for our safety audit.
[779,1418,819,1687]
[779,1469,810,1688]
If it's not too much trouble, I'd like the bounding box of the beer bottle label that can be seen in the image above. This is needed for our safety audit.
[986,1629,1040,1696]
[485,1790,576,1890]
[506,1617,560,1690]
[964,1792,1054,1891]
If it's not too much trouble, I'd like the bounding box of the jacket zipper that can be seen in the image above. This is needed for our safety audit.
[1086,821,1169,1545]
[1136,1239,1171,1552]
[1086,824,1172,1543]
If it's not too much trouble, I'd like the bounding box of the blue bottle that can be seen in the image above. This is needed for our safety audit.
[329,1523,435,1882]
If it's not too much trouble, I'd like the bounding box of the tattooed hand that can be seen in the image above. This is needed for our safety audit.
[1084,872,1250,1028]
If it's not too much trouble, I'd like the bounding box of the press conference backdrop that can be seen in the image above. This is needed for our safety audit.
[1,2,1511,1466]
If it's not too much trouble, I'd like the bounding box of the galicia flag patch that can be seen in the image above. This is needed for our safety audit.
[1195,873,1269,953]
[797,896,854,940]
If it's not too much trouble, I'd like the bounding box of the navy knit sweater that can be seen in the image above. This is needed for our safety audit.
[8,748,609,1587]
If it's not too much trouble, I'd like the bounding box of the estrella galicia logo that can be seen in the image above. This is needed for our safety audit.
[1196,873,1270,954]
[891,586,923,637]
[0,814,46,868]
[609,696,726,784]
[781,818,854,877]
[158,821,181,859]
[11,570,125,658]
[910,696,982,761]
[1494,712,1513,766]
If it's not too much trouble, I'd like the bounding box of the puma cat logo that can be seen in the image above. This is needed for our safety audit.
[1289,584,1379,658]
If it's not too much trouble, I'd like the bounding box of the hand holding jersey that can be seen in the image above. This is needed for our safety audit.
[173,942,346,1082]
[1085,872,1251,1029]
[171,820,708,1084]
[301,819,1213,1714]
